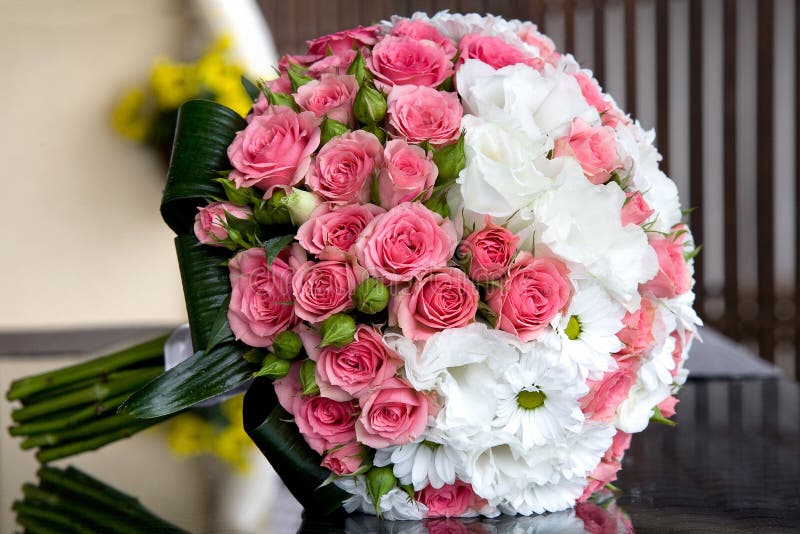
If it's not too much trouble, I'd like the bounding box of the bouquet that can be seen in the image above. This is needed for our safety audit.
[8,11,700,523]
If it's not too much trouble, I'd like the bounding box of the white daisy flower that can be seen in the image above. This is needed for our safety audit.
[492,346,586,448]
[552,281,625,380]
[373,437,461,491]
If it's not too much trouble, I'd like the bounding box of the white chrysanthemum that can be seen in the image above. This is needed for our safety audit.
[373,437,461,491]
[492,347,586,449]
[531,159,658,311]
[551,281,624,379]
[336,476,427,520]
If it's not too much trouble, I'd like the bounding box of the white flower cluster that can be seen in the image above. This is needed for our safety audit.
[339,11,700,518]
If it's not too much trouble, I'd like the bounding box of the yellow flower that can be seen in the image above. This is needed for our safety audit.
[166,414,215,456]
[150,58,197,110]
[213,425,252,472]
[112,88,151,142]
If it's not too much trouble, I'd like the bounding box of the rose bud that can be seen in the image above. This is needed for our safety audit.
[353,82,388,124]
[320,117,349,145]
[272,330,303,360]
[193,201,253,247]
[354,278,390,314]
[319,313,357,348]
[300,359,320,396]
[282,187,320,225]
[432,133,466,185]
[254,354,291,380]
[365,466,397,517]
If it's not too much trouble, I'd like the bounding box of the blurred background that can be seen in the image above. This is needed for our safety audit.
[1,0,798,532]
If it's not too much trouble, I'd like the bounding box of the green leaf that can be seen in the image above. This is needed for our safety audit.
[119,342,256,418]
[684,244,702,262]
[243,377,347,515]
[205,295,234,353]
[161,100,246,236]
[650,406,677,427]
[174,235,232,350]
[241,75,260,101]
[263,235,294,267]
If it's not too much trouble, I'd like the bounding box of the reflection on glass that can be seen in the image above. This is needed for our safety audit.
[299,490,633,534]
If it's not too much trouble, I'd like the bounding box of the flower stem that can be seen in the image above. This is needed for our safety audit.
[12,367,163,423]
[9,392,131,436]
[21,413,142,449]
[13,501,96,534]
[35,420,159,463]
[6,334,168,401]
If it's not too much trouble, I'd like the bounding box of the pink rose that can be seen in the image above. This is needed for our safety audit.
[616,299,656,359]
[292,259,366,323]
[316,325,402,401]
[553,118,622,185]
[305,130,383,203]
[572,72,627,127]
[609,430,632,462]
[516,26,558,64]
[295,395,358,454]
[227,247,299,347]
[578,430,630,503]
[278,53,323,71]
[459,217,519,282]
[228,106,321,193]
[378,140,438,209]
[355,377,429,448]
[457,34,542,70]
[579,459,622,503]
[193,201,252,246]
[274,361,302,414]
[641,230,692,298]
[307,49,358,78]
[390,19,456,57]
[294,74,359,125]
[658,395,679,418]
[355,202,458,284]
[417,481,476,518]
[296,202,385,257]
[321,441,365,475]
[580,364,639,422]
[486,253,571,342]
[670,331,691,378]
[621,191,654,226]
[306,26,378,55]
[387,85,462,146]
[367,35,453,90]
[391,268,479,341]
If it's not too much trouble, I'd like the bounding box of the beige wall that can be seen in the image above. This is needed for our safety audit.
[1,0,194,329]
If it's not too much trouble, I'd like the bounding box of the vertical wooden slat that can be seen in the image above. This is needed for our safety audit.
[795,0,800,380]
[564,0,575,54]
[532,0,547,33]
[457,0,485,16]
[593,0,606,85]
[689,0,705,319]
[757,0,775,362]
[723,0,739,339]
[624,0,637,117]
[655,0,670,175]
